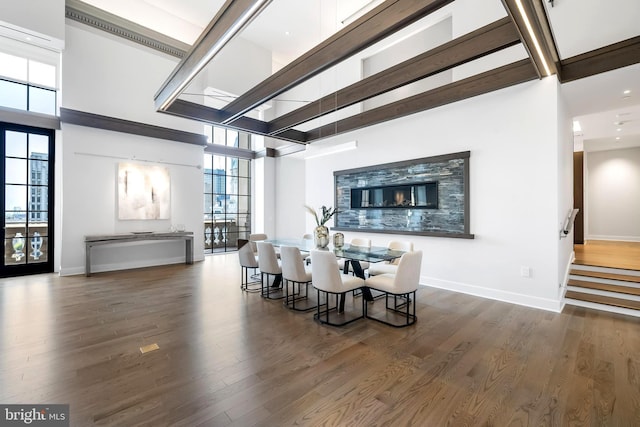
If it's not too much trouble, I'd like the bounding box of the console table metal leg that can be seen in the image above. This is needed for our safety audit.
[186,238,194,264]
[85,243,92,276]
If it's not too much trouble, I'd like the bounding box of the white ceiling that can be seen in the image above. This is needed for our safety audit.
[543,0,640,152]
[80,0,640,150]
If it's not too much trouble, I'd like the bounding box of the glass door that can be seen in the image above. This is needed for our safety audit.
[1,123,54,277]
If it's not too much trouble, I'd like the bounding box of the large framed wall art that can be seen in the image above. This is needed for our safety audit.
[333,151,473,238]
[118,163,171,220]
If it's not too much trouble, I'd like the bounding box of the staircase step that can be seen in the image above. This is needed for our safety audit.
[568,279,640,297]
[570,269,640,284]
[565,290,640,311]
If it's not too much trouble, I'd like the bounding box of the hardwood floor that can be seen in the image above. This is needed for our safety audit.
[1,254,639,426]
[574,240,640,270]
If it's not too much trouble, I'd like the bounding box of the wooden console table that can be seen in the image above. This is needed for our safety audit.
[84,231,194,276]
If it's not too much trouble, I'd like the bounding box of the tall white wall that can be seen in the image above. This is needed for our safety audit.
[274,156,306,238]
[59,23,207,275]
[556,80,576,299]
[253,156,277,237]
[586,147,640,241]
[63,23,200,131]
[277,78,569,311]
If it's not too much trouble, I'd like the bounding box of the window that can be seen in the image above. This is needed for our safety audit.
[203,154,251,253]
[3,125,54,275]
[204,124,252,149]
[0,52,57,116]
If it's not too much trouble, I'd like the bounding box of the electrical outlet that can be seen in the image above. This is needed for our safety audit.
[520,266,531,278]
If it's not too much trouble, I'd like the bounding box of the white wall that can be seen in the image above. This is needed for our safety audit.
[59,126,204,275]
[253,156,277,237]
[556,79,576,299]
[63,23,200,132]
[586,147,640,241]
[274,156,306,238]
[277,78,568,311]
[59,23,207,275]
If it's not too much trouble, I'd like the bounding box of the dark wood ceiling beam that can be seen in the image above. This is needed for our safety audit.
[220,0,455,124]
[163,99,307,143]
[60,108,207,146]
[306,59,538,142]
[154,0,273,111]
[501,0,559,78]
[560,36,640,83]
[267,17,520,135]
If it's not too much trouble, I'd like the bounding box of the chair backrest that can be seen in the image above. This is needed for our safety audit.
[280,246,309,282]
[249,233,268,253]
[310,250,345,293]
[388,240,414,252]
[256,241,281,274]
[350,238,371,248]
[393,250,423,293]
[238,240,258,268]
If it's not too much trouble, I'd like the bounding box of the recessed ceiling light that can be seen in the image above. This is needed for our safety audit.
[623,90,631,95]
[285,31,290,36]
[615,137,621,141]
[617,128,622,132]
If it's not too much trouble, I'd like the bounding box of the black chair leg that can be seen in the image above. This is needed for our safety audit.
[366,290,417,327]
[313,289,365,327]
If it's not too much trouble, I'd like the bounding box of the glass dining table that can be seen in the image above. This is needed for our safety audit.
[265,239,405,310]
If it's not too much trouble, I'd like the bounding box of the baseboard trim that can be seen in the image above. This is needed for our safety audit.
[586,235,640,243]
[421,276,563,312]
[59,256,199,276]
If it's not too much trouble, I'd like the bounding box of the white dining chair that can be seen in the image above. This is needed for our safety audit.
[256,241,284,299]
[280,245,316,311]
[368,240,414,276]
[311,250,365,326]
[238,239,260,292]
[249,233,268,255]
[365,250,422,327]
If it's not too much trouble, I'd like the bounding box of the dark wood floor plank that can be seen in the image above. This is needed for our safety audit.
[1,254,640,426]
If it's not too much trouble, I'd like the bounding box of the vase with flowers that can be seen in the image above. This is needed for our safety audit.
[305,205,337,248]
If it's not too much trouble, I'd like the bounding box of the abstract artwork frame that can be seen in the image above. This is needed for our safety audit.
[118,163,170,220]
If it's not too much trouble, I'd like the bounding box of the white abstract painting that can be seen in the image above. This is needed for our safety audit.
[118,163,170,220]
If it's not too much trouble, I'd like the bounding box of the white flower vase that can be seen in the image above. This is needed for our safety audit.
[314,225,330,249]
